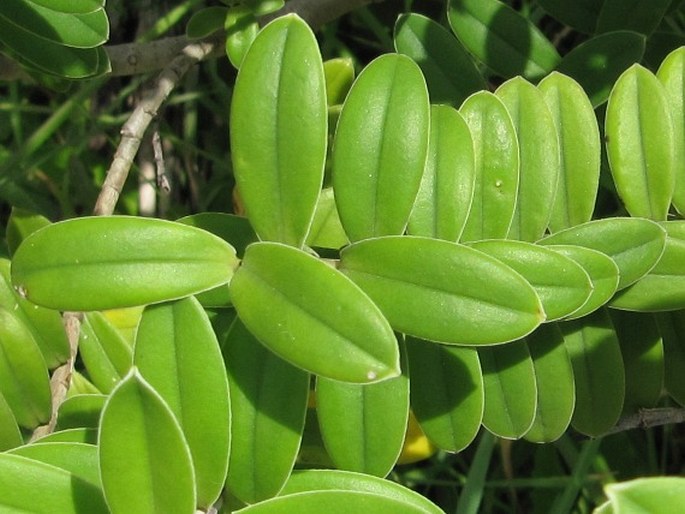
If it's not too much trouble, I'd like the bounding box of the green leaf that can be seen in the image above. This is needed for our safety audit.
[479,341,537,439]
[280,469,445,514]
[316,342,409,477]
[230,242,400,383]
[538,72,601,230]
[0,307,51,428]
[26,0,104,14]
[495,77,560,241]
[11,216,238,311]
[0,390,22,451]
[35,427,98,445]
[543,244,620,319]
[394,13,485,107]
[596,0,671,36]
[332,53,429,241]
[245,0,285,16]
[468,240,592,321]
[134,297,230,509]
[657,46,685,215]
[603,477,685,514]
[0,453,108,513]
[555,32,646,108]
[55,394,105,430]
[177,212,257,258]
[406,338,483,452]
[605,64,675,220]
[6,207,50,257]
[407,104,476,241]
[610,221,685,311]
[222,318,309,504]
[0,0,109,48]
[9,441,101,488]
[99,369,196,514]
[237,490,445,514]
[654,310,685,406]
[446,0,560,80]
[225,6,259,68]
[340,236,545,345]
[324,58,355,106]
[306,187,349,249]
[524,324,575,443]
[559,309,625,437]
[459,91,519,241]
[79,312,132,393]
[608,310,663,414]
[187,6,229,39]
[0,258,69,368]
[230,14,327,247]
[538,217,667,290]
[534,0,602,34]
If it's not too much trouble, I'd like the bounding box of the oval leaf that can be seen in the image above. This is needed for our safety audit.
[538,72,601,230]
[230,14,327,247]
[0,390,22,451]
[9,441,101,488]
[605,64,675,220]
[596,0,671,36]
[459,91,520,241]
[406,337,483,452]
[324,58,355,106]
[134,297,230,509]
[55,394,106,430]
[332,53,430,241]
[230,242,400,383]
[534,0,601,34]
[99,369,196,514]
[222,318,309,504]
[407,104,476,241]
[6,207,51,257]
[447,0,560,80]
[604,477,685,514]
[11,216,238,311]
[339,236,545,345]
[394,13,485,106]
[187,6,230,39]
[225,6,259,68]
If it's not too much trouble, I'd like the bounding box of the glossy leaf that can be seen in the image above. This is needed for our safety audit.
[225,6,259,68]
[459,91,519,241]
[446,0,560,80]
[657,47,685,214]
[479,341,537,439]
[538,217,667,290]
[654,310,685,406]
[11,216,238,311]
[230,242,400,383]
[237,490,445,514]
[101,307,142,346]
[26,0,104,14]
[222,318,309,503]
[0,258,69,368]
[187,6,229,39]
[306,187,349,249]
[55,394,105,430]
[0,390,22,451]
[177,212,257,258]
[341,236,544,345]
[538,72,601,230]
[559,309,625,437]
[603,477,685,514]
[230,14,327,247]
[524,324,575,443]
[605,64,675,220]
[496,77,560,241]
[609,310,663,414]
[316,342,409,477]
[9,441,101,488]
[394,13,485,106]
[407,104,476,241]
[0,453,108,513]
[469,240,592,321]
[596,0,671,36]
[332,53,429,241]
[280,469,445,514]
[35,427,98,445]
[406,337,483,452]
[610,221,685,311]
[324,58,355,106]
[0,307,51,428]
[556,31,646,107]
[79,312,132,393]
[134,297,230,509]
[99,370,196,514]
[544,244,620,319]
[6,207,50,257]
[534,0,602,34]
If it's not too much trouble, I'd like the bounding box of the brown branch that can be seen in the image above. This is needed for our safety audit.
[605,408,685,436]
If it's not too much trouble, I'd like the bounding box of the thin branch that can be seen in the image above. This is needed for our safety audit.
[605,407,685,436]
